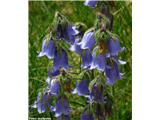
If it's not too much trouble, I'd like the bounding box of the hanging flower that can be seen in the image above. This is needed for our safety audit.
[81,50,92,69]
[70,38,82,55]
[72,80,90,96]
[56,24,79,45]
[66,25,79,44]
[105,61,122,85]
[52,96,70,118]
[32,92,50,113]
[84,0,97,8]
[52,49,70,72]
[107,37,122,56]
[49,79,60,96]
[38,37,56,59]
[78,31,96,51]
[90,54,106,71]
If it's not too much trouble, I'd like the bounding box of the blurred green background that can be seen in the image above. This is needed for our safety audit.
[29,1,132,120]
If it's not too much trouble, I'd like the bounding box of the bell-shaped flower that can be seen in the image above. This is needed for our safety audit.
[52,49,70,72]
[38,37,56,59]
[66,25,79,44]
[32,92,50,113]
[49,80,60,96]
[81,109,94,120]
[107,37,121,56]
[90,54,106,71]
[84,0,97,8]
[81,50,92,69]
[70,38,82,55]
[78,31,96,51]
[57,25,79,45]
[72,80,90,96]
[90,84,104,103]
[105,62,122,85]
[53,96,70,118]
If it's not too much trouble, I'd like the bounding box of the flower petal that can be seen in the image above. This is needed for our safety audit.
[84,0,97,8]
[81,50,92,69]
[55,98,63,117]
[108,37,121,56]
[78,31,96,51]
[70,39,82,54]
[50,80,60,96]
[77,80,90,96]
[63,96,70,115]
[38,38,56,59]
[90,55,106,71]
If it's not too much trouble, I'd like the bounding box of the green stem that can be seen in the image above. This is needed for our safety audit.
[112,86,118,120]
[49,112,53,120]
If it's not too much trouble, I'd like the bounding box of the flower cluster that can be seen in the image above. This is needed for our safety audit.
[70,1,126,119]
[31,1,126,120]
[32,11,80,119]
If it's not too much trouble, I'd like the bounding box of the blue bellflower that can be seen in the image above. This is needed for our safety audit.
[70,38,82,55]
[78,31,96,51]
[57,25,79,44]
[72,80,90,96]
[105,62,122,85]
[49,80,60,96]
[66,25,79,44]
[52,49,70,72]
[53,96,70,118]
[32,92,50,113]
[107,37,121,56]
[84,0,97,8]
[90,54,106,71]
[81,50,92,69]
[38,37,56,59]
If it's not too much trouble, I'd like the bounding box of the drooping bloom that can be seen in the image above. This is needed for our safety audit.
[66,25,79,44]
[105,62,122,85]
[49,80,60,96]
[81,109,94,120]
[72,80,90,96]
[38,37,56,59]
[52,49,70,72]
[57,25,79,44]
[90,84,104,103]
[84,0,97,8]
[81,50,92,69]
[32,92,50,113]
[90,54,106,71]
[70,38,82,55]
[107,37,121,56]
[53,96,70,118]
[78,31,96,51]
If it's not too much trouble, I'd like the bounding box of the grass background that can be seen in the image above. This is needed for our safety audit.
[29,1,132,120]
